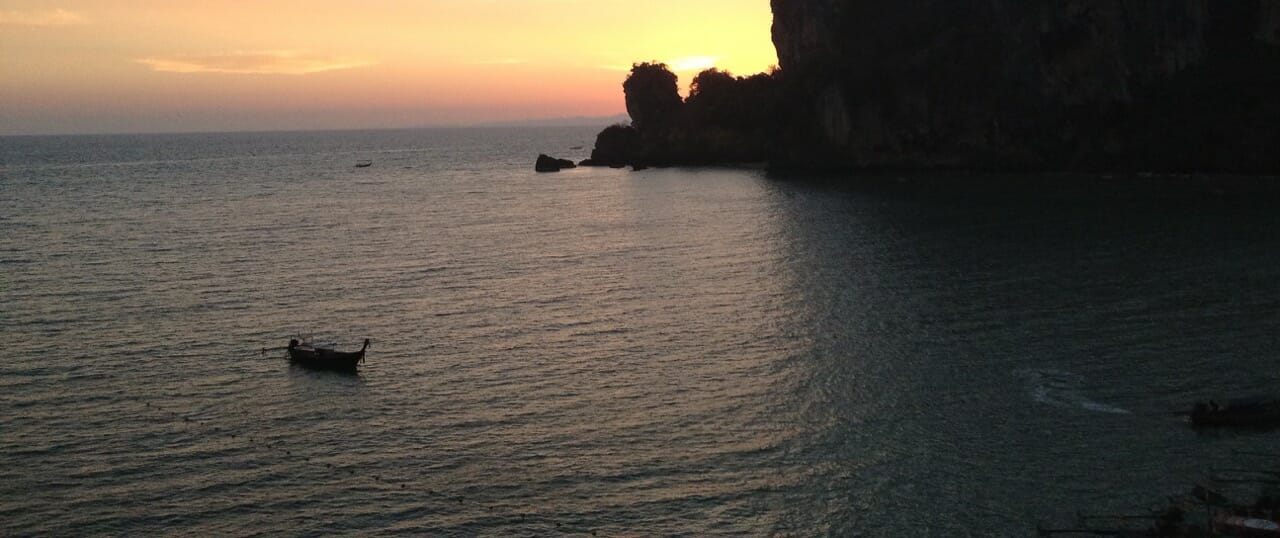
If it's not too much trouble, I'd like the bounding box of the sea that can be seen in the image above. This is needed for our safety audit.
[2,126,1279,536]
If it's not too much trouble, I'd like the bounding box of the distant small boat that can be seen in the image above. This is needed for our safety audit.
[355,160,373,168]
[286,338,369,371]
[1190,396,1280,428]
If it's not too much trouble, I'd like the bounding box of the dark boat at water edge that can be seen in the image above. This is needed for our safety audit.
[1190,396,1280,428]
[286,338,370,371]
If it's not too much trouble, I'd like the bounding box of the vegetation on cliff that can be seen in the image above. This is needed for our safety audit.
[583,62,784,168]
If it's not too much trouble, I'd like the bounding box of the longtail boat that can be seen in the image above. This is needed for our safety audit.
[287,338,369,371]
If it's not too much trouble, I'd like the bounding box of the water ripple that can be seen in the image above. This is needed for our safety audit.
[6,130,1280,535]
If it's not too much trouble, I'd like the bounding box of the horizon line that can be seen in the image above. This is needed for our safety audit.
[0,114,631,138]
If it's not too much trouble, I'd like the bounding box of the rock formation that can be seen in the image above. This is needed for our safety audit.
[582,63,781,168]
[580,124,639,168]
[769,0,1280,172]
[535,154,577,172]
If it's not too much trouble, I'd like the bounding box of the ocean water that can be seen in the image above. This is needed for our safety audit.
[2,127,1279,536]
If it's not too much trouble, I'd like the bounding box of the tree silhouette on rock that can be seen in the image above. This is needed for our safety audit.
[583,62,785,168]
[686,68,780,131]
[623,62,683,132]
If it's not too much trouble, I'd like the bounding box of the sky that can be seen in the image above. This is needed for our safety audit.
[0,1,778,135]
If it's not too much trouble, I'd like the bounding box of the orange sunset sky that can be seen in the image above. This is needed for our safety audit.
[0,1,778,135]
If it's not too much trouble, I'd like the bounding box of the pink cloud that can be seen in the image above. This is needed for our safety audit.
[136,51,370,75]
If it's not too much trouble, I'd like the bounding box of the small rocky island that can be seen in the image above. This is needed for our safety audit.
[584,1,1280,173]
[580,63,780,169]
[535,154,577,172]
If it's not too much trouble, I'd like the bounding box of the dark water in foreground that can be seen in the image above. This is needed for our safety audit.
[3,128,1279,536]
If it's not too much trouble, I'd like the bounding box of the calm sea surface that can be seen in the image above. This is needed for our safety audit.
[3,127,1280,536]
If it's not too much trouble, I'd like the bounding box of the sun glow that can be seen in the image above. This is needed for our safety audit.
[670,56,721,72]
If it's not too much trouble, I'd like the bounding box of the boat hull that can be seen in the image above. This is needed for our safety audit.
[286,339,368,372]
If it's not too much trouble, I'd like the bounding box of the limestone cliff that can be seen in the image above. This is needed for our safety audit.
[770,0,1280,172]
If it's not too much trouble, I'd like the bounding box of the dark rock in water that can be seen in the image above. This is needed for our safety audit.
[582,124,640,167]
[535,154,559,172]
[768,0,1280,173]
[535,154,577,172]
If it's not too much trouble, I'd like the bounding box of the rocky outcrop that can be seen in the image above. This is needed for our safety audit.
[584,64,781,168]
[770,0,1280,173]
[535,154,576,172]
[580,124,639,168]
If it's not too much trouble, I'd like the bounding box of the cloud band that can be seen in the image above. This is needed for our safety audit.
[136,51,369,75]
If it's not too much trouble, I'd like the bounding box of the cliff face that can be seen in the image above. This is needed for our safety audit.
[770,0,1280,172]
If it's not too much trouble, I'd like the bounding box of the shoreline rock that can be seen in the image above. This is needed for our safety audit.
[535,154,577,173]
